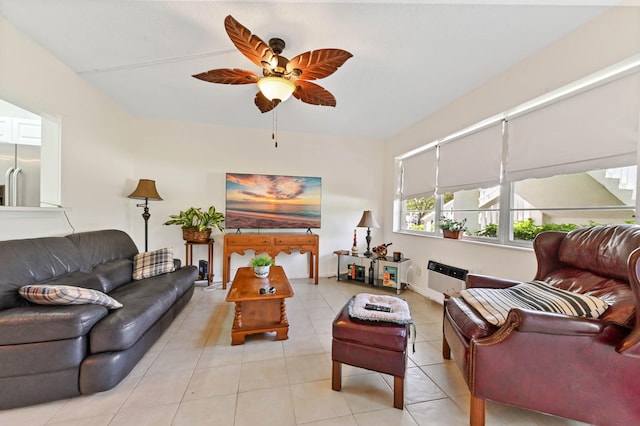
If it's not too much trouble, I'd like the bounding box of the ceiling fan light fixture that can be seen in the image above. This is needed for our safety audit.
[257,76,296,102]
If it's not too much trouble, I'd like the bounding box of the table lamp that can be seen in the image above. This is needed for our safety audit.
[357,210,380,257]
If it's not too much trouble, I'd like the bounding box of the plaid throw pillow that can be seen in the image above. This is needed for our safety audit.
[19,284,122,309]
[132,247,175,280]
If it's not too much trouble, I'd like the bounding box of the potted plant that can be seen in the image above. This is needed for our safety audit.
[163,205,225,243]
[438,216,467,239]
[250,253,273,278]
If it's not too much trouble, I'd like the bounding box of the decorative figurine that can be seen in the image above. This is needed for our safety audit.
[351,229,358,255]
[372,242,392,259]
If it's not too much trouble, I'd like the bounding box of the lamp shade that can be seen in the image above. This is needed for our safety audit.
[357,210,380,228]
[257,76,296,102]
[128,179,163,200]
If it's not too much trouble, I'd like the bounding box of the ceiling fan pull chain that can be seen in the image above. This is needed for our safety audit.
[272,110,278,148]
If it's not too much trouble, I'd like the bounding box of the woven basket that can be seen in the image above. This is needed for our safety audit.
[182,227,212,243]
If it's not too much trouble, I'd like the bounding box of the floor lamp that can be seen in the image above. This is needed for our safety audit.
[357,210,380,257]
[128,179,163,252]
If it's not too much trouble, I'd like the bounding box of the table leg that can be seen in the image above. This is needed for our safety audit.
[279,299,288,326]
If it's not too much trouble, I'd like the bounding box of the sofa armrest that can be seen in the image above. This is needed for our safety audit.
[466,273,520,289]
[173,258,182,269]
[0,304,108,345]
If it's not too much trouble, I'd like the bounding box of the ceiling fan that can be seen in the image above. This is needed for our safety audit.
[193,15,353,113]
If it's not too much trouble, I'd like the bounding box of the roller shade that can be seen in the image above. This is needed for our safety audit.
[437,122,503,193]
[400,148,437,199]
[506,72,640,181]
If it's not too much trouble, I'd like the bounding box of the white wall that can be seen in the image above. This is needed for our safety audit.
[0,16,384,285]
[383,6,640,302]
[0,16,136,238]
[129,118,383,282]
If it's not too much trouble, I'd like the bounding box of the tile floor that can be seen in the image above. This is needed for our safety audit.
[0,277,591,425]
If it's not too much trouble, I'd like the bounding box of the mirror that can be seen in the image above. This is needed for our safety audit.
[0,98,60,208]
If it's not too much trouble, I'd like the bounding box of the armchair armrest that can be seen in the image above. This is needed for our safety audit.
[476,308,605,347]
[466,273,520,289]
[509,308,605,336]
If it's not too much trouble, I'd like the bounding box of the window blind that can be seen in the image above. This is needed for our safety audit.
[437,122,503,193]
[506,72,640,181]
[400,148,437,199]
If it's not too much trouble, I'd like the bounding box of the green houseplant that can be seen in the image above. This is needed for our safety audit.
[163,206,225,243]
[250,253,273,278]
[438,216,467,239]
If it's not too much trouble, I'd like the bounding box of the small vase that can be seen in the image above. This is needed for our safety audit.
[443,230,462,239]
[253,265,270,278]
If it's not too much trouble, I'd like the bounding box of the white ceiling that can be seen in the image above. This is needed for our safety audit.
[0,1,620,141]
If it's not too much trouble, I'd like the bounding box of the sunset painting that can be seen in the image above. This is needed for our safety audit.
[225,173,322,229]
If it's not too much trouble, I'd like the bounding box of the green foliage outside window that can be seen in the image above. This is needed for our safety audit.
[475,219,581,240]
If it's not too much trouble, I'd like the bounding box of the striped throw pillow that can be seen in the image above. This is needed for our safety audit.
[19,284,122,309]
[132,247,175,280]
[461,280,608,327]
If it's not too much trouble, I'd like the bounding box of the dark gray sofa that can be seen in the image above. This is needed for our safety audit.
[0,229,197,409]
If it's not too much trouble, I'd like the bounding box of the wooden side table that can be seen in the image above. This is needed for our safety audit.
[185,239,214,285]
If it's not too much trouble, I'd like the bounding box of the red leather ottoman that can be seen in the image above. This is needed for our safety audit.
[331,299,410,409]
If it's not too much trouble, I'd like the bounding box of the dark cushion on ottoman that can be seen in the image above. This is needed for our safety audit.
[333,304,408,352]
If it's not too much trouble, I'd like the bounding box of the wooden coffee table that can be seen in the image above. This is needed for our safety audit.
[225,266,295,345]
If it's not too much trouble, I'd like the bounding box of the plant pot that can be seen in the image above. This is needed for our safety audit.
[253,265,270,278]
[182,227,211,243]
[443,230,463,239]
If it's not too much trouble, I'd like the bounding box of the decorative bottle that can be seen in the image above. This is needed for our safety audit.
[351,229,358,255]
[368,262,374,284]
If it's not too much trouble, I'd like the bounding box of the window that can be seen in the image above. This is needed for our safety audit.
[394,61,640,245]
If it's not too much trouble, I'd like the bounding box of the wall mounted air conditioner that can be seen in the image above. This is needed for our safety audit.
[427,260,468,294]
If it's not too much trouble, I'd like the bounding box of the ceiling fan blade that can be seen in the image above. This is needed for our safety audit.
[225,15,276,69]
[192,68,259,85]
[255,91,280,113]
[286,49,352,81]
[292,80,337,107]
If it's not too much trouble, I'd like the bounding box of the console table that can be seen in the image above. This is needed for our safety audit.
[223,233,319,288]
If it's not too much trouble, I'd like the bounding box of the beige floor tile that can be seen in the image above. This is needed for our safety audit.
[47,414,113,425]
[239,358,289,392]
[183,363,241,400]
[121,369,192,409]
[407,341,447,367]
[145,346,203,375]
[298,414,358,425]
[235,385,296,426]
[381,366,448,405]
[406,398,468,426]
[108,402,179,426]
[0,399,66,426]
[420,362,469,398]
[353,407,419,425]
[242,340,284,362]
[290,380,352,424]
[172,394,236,426]
[196,342,244,369]
[283,334,325,358]
[285,353,332,384]
[340,372,395,413]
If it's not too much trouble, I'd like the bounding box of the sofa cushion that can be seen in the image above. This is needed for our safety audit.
[0,237,85,310]
[543,268,636,327]
[461,281,608,327]
[132,247,175,280]
[93,259,134,293]
[0,304,108,345]
[88,266,196,353]
[19,285,123,309]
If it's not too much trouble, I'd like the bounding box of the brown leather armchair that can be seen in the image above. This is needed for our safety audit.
[443,225,640,426]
